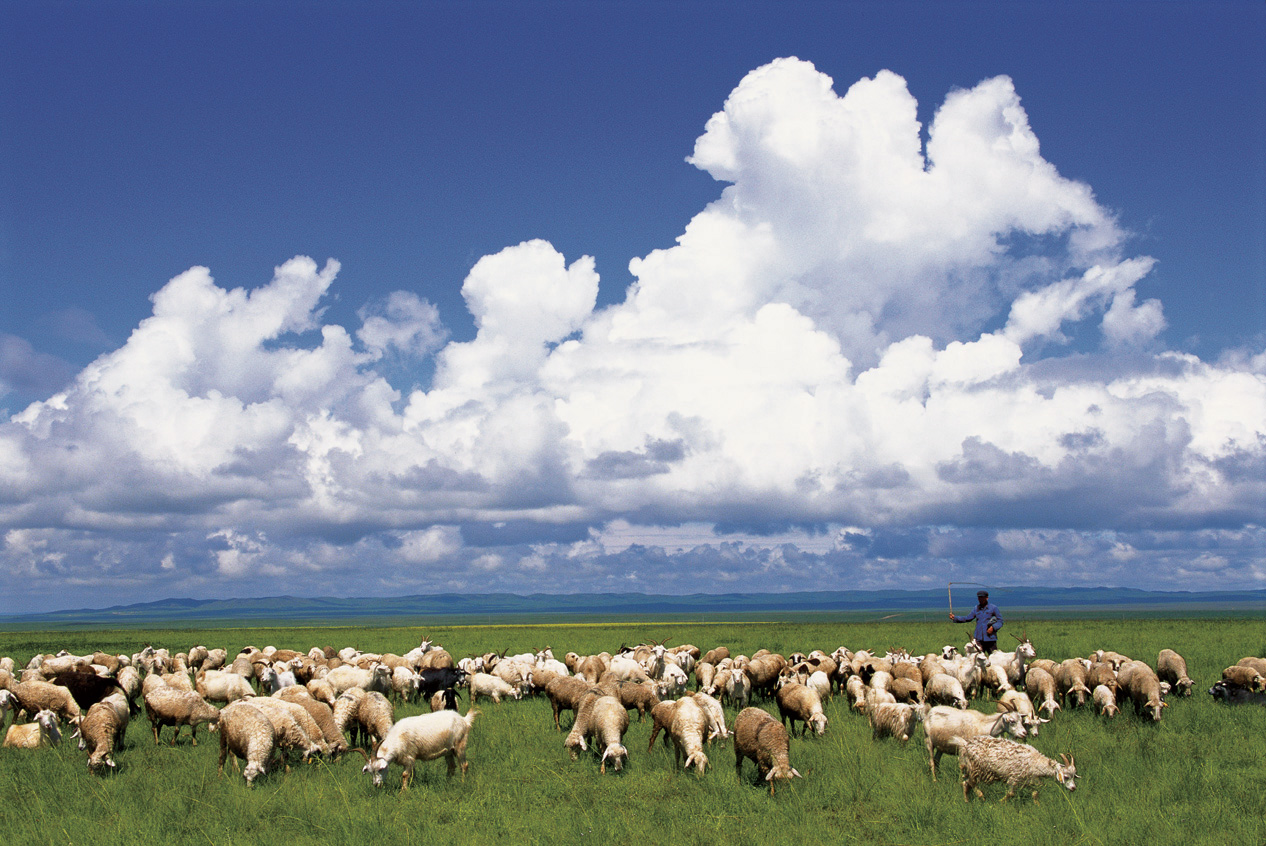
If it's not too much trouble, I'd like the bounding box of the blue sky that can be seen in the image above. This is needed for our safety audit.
[1,2,1263,613]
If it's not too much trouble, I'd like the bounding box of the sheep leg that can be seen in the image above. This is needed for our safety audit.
[400,765,413,791]
[190,725,198,746]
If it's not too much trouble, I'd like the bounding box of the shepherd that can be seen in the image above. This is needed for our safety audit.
[950,590,1003,655]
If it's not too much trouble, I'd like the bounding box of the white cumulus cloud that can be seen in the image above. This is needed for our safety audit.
[0,58,1263,610]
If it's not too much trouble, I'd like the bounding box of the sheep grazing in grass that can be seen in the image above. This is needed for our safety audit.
[353,691,395,750]
[274,688,347,757]
[692,692,729,743]
[333,687,366,745]
[4,709,60,748]
[1055,660,1092,708]
[611,679,659,722]
[585,695,631,774]
[80,695,129,772]
[11,680,82,729]
[1221,665,1265,692]
[669,695,709,775]
[845,675,868,712]
[1024,667,1061,718]
[775,683,828,737]
[994,690,1047,736]
[430,688,460,712]
[564,692,602,760]
[142,687,220,746]
[469,672,521,704]
[956,735,1077,803]
[546,676,602,731]
[733,707,801,794]
[1092,684,1119,717]
[361,709,479,790]
[924,674,968,710]
[868,702,924,742]
[196,670,256,705]
[218,701,282,786]
[646,700,679,751]
[924,706,1027,781]
[248,696,325,764]
[1118,661,1168,722]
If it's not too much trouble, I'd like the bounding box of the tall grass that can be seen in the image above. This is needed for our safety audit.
[0,618,1262,845]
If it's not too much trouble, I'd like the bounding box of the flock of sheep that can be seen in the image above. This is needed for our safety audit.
[1,635,1263,803]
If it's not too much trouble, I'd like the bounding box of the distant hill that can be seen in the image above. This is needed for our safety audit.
[1,587,1262,627]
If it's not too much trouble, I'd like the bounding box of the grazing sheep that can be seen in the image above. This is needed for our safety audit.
[274,689,348,756]
[306,678,336,707]
[805,670,832,703]
[1236,657,1266,676]
[744,654,787,700]
[1118,661,1167,722]
[701,647,730,667]
[957,735,1077,802]
[564,692,602,760]
[11,680,82,729]
[248,696,325,763]
[869,702,924,742]
[353,691,395,750]
[1084,662,1119,700]
[361,709,479,790]
[669,696,709,775]
[469,672,522,704]
[612,680,659,722]
[695,662,717,693]
[4,709,60,748]
[196,670,256,705]
[692,692,729,743]
[143,686,220,746]
[1024,667,1061,718]
[586,695,631,773]
[845,675,868,711]
[924,706,1027,781]
[546,676,602,731]
[646,700,679,751]
[889,676,924,705]
[776,683,828,737]
[333,687,366,744]
[80,696,129,772]
[733,707,800,794]
[924,674,969,710]
[994,690,1046,736]
[45,670,127,714]
[1055,659,1092,708]
[1092,684,1119,717]
[217,701,281,785]
[1221,665,1265,692]
[0,689,12,728]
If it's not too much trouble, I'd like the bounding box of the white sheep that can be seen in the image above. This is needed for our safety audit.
[361,709,479,790]
[994,689,1047,736]
[469,672,522,704]
[3,708,60,748]
[924,706,1028,781]
[1092,684,1119,717]
[80,695,129,772]
[776,683,828,737]
[668,695,708,774]
[921,673,967,709]
[196,670,256,705]
[957,735,1077,802]
[143,686,220,746]
[217,701,281,785]
[691,692,729,743]
[869,702,924,742]
[586,695,631,774]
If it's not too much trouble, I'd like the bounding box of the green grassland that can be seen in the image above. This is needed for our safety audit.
[0,617,1262,846]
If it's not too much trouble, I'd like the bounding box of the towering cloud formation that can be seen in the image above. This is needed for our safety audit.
[2,59,1263,608]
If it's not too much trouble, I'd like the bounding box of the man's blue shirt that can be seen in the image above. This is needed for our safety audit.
[953,602,1004,644]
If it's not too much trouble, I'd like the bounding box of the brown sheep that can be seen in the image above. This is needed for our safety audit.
[733,707,801,794]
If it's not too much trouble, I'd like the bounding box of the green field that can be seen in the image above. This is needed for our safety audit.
[0,617,1262,846]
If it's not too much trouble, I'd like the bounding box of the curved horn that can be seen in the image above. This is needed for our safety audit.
[349,747,371,762]
[1059,753,1071,766]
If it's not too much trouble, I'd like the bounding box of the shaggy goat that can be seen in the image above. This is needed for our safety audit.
[956,735,1077,802]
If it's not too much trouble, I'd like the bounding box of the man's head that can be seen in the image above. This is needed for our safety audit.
[977,590,989,606]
